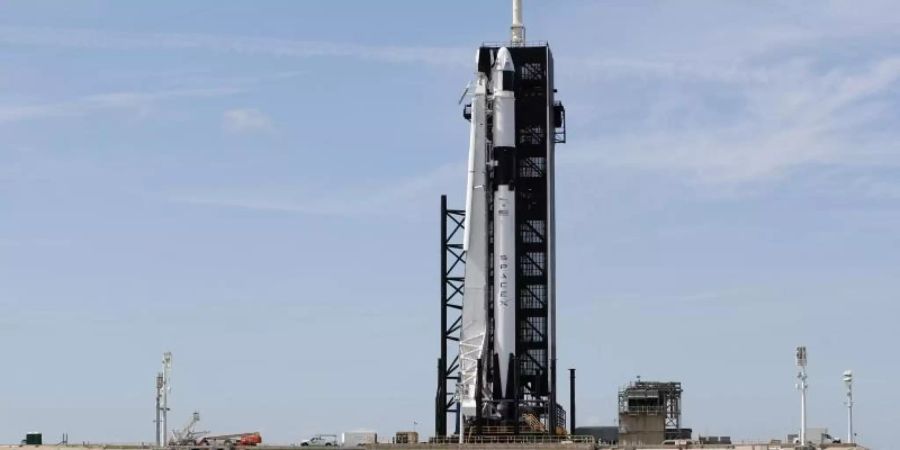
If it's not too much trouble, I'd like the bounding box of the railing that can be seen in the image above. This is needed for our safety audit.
[481,41,550,48]
[620,405,665,415]
[427,434,595,445]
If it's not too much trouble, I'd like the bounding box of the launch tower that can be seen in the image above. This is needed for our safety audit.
[436,0,567,439]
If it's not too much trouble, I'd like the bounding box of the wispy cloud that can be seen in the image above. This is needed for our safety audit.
[0,87,241,124]
[0,26,471,68]
[542,0,900,197]
[172,162,463,218]
[222,108,273,134]
[567,56,900,185]
[559,31,900,191]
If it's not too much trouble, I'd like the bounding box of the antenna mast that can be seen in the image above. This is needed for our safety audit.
[158,352,173,445]
[511,0,525,45]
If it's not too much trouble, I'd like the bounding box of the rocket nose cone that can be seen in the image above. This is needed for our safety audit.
[496,47,514,72]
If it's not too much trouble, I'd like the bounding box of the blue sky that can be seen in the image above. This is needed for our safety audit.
[1,1,899,448]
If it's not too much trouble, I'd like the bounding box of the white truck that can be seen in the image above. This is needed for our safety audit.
[301,435,338,447]
[301,433,377,447]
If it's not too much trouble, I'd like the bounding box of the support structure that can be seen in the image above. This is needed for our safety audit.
[155,373,163,446]
[796,346,808,446]
[435,195,464,437]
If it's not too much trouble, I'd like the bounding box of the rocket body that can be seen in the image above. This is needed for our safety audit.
[459,65,490,415]
[492,47,517,402]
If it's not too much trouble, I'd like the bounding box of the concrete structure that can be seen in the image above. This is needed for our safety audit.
[619,415,666,446]
[618,380,683,446]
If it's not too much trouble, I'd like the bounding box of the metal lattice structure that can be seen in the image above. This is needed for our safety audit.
[618,380,683,430]
[435,195,464,437]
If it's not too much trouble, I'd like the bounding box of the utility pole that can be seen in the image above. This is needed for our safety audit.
[843,370,854,444]
[155,373,163,446]
[795,346,808,446]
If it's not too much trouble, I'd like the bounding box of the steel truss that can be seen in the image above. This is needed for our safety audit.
[435,195,465,437]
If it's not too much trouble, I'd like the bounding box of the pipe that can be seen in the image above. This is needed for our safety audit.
[512,0,522,27]
[549,359,557,435]
[569,368,576,434]
[511,0,525,45]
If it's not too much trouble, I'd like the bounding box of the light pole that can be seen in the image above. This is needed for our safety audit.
[796,346,808,446]
[843,370,854,444]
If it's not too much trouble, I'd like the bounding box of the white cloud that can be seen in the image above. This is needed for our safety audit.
[563,55,900,187]
[0,26,471,68]
[0,87,241,124]
[222,108,273,134]
[552,2,900,191]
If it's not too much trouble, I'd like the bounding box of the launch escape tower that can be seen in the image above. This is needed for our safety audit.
[436,0,567,439]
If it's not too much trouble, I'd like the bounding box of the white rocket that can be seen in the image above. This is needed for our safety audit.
[459,47,518,418]
[491,47,517,403]
[459,54,490,418]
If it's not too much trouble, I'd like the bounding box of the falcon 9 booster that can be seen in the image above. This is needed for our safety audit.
[491,47,517,405]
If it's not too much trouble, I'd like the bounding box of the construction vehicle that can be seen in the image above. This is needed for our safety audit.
[168,411,261,448]
[198,432,262,447]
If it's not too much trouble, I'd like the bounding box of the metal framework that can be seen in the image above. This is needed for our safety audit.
[156,352,172,446]
[618,380,683,430]
[435,195,464,437]
[507,44,558,432]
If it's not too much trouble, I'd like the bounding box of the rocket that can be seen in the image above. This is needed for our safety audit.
[458,53,490,417]
[459,46,518,421]
[491,47,517,405]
